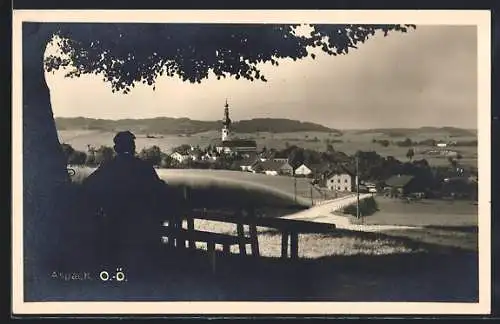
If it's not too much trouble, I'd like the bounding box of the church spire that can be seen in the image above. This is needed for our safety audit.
[221,99,231,141]
[223,99,230,125]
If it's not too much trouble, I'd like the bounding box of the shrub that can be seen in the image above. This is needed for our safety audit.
[68,150,87,165]
[61,143,75,161]
[139,145,163,166]
[94,145,115,165]
[343,196,379,217]
[60,143,87,166]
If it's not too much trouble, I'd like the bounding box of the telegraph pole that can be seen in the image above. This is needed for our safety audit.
[356,154,360,219]
[294,175,297,204]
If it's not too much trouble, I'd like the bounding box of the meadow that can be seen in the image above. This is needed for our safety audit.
[360,196,478,227]
[347,196,479,252]
[58,128,478,168]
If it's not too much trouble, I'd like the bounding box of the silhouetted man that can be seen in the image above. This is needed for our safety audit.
[82,131,169,269]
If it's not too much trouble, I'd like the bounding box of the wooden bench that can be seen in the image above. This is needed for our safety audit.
[187,208,261,257]
[162,225,252,273]
[251,217,337,259]
[161,186,337,270]
[162,221,252,254]
[190,208,337,259]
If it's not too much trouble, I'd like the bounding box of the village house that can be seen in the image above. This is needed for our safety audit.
[383,174,417,197]
[201,151,219,161]
[326,166,357,192]
[309,163,333,182]
[259,160,283,176]
[216,139,258,155]
[258,160,294,176]
[271,152,289,164]
[170,151,191,164]
[294,163,313,177]
[238,156,261,172]
[189,147,203,161]
[279,161,294,176]
[258,149,276,162]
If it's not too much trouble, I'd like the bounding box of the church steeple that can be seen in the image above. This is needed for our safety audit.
[221,99,231,141]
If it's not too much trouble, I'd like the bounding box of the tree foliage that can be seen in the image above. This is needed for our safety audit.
[60,143,75,162]
[94,145,115,164]
[138,145,163,166]
[68,151,87,165]
[44,23,415,93]
[343,196,379,217]
[60,143,87,165]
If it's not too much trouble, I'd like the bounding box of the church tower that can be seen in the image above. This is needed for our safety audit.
[221,99,231,141]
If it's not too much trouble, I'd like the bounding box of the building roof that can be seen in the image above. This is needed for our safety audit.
[259,150,276,159]
[273,151,289,159]
[239,156,260,166]
[295,163,312,170]
[217,139,257,148]
[171,151,190,156]
[259,160,287,172]
[385,174,415,187]
[308,163,331,174]
[327,163,355,177]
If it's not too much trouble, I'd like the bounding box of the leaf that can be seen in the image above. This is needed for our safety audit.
[48,23,414,89]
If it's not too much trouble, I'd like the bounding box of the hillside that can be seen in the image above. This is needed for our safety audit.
[54,117,342,135]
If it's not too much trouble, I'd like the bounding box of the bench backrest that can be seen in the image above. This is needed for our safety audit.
[190,208,336,233]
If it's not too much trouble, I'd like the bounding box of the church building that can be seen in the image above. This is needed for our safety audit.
[215,100,257,155]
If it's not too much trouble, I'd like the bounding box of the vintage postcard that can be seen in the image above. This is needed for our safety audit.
[12,9,491,315]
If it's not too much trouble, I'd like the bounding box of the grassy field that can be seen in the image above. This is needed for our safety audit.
[345,196,479,251]
[58,128,478,168]
[360,196,478,227]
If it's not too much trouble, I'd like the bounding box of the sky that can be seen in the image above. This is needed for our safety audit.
[45,25,478,130]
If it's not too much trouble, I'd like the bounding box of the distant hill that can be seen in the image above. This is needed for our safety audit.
[55,117,342,135]
[354,127,476,137]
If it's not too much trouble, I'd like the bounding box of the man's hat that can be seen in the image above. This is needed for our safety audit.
[113,131,136,145]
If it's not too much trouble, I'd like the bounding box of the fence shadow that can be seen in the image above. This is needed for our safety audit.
[26,234,478,303]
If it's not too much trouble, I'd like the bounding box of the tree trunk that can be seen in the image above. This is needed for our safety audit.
[22,23,73,297]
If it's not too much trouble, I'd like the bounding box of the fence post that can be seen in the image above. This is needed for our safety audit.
[247,206,260,257]
[236,209,247,256]
[294,176,297,204]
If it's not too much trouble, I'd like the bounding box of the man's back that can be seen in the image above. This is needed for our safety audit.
[84,154,166,217]
[82,153,168,265]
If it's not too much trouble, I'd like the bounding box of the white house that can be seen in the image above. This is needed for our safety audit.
[437,143,447,148]
[202,152,219,161]
[170,151,190,163]
[327,172,357,192]
[294,164,313,176]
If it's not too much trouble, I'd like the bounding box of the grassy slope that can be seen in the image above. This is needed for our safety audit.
[348,196,478,251]
[70,166,346,203]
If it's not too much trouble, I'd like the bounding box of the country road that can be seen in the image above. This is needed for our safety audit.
[281,193,422,232]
